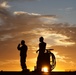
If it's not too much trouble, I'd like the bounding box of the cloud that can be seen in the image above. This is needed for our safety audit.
[59,7,73,14]
[24,28,75,47]
[65,7,73,11]
[13,11,57,18]
[13,11,57,25]
[14,11,41,16]
[39,17,58,24]
[0,4,75,50]
[53,51,69,63]
[0,1,10,8]
[59,7,73,11]
[0,1,13,28]
[0,34,13,41]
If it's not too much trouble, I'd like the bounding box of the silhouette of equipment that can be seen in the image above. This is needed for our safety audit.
[35,49,56,72]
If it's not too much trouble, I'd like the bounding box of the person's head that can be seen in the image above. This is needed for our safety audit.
[21,40,25,45]
[39,37,44,42]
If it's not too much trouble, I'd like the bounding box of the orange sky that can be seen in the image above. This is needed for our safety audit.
[0,1,76,71]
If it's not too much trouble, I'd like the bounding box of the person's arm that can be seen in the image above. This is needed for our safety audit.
[36,43,40,53]
[17,44,21,50]
[36,50,39,53]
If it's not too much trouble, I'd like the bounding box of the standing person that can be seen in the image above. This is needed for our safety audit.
[36,36,46,55]
[17,40,28,71]
[36,37,46,70]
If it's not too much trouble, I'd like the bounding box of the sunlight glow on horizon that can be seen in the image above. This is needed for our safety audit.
[42,66,48,72]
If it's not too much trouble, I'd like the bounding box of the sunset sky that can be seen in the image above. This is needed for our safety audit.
[0,0,76,71]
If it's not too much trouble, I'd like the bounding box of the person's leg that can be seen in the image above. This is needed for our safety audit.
[36,55,41,71]
[20,56,27,71]
[20,56,23,70]
[20,56,25,71]
[23,56,27,70]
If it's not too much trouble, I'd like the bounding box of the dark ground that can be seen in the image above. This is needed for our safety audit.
[0,71,76,75]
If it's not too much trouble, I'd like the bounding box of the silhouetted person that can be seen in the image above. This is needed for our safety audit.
[17,40,28,71]
[36,37,46,70]
[36,37,46,55]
